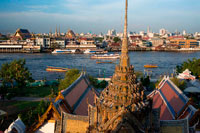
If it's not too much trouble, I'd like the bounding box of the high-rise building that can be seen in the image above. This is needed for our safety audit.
[147,26,150,34]
[107,29,116,36]
[183,30,187,36]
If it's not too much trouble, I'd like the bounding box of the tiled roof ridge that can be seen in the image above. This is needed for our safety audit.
[167,78,189,102]
[61,72,85,96]
[158,90,175,119]
[177,105,193,120]
[147,90,157,98]
[72,85,92,113]
[158,76,192,119]
[187,105,198,120]
[158,75,168,88]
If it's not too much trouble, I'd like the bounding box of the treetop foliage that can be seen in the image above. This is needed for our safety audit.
[170,77,186,91]
[176,58,200,78]
[0,59,33,88]
[58,69,80,91]
[113,37,121,43]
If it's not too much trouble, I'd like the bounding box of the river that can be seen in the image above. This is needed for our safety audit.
[0,51,200,80]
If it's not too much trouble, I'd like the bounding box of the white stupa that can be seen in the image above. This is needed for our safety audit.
[177,69,196,80]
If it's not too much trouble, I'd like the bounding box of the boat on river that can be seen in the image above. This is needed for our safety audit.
[91,54,120,59]
[46,66,69,72]
[144,64,158,68]
[84,49,108,54]
[52,49,76,54]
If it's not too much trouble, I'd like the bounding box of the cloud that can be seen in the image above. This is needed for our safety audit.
[0,0,199,33]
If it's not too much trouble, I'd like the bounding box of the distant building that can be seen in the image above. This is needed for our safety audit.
[169,39,199,48]
[148,32,155,38]
[139,31,145,36]
[116,32,123,38]
[65,29,76,39]
[0,33,7,40]
[98,32,103,37]
[36,37,51,49]
[129,35,142,43]
[51,39,66,48]
[13,29,31,40]
[79,38,95,45]
[107,29,116,36]
[159,28,167,36]
[168,35,184,40]
[147,26,151,34]
[150,38,164,47]
[183,30,187,36]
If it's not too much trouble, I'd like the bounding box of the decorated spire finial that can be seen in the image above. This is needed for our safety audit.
[120,0,130,68]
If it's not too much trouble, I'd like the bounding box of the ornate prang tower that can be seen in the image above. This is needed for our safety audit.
[89,0,157,132]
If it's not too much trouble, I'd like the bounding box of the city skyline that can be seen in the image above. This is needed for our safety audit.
[0,0,200,34]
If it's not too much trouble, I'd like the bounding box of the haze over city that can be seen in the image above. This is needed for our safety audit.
[0,0,200,34]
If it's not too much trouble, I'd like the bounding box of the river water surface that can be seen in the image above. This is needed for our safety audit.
[0,51,200,80]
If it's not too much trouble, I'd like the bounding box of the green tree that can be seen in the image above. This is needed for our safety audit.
[113,37,121,43]
[176,58,200,78]
[20,100,49,127]
[170,77,186,91]
[88,75,108,89]
[58,69,80,91]
[0,59,33,89]
[140,76,150,87]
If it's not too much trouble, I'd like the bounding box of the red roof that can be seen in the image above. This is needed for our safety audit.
[110,42,120,46]
[168,36,184,39]
[65,79,88,107]
[160,82,185,114]
[148,76,195,121]
[54,73,97,116]
[75,89,95,116]
[152,92,173,120]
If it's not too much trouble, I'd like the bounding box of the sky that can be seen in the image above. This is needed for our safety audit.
[0,0,200,34]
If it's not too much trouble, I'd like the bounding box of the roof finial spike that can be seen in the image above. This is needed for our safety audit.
[59,25,60,36]
[120,0,130,68]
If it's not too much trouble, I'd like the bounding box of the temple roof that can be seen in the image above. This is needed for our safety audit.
[14,28,31,40]
[5,117,26,133]
[32,72,97,132]
[148,76,198,126]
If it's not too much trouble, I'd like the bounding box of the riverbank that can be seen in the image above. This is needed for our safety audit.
[1,47,200,53]
[0,51,200,80]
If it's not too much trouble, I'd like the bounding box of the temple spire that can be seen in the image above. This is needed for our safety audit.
[120,0,130,68]
[59,25,60,36]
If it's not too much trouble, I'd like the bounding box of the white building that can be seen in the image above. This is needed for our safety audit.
[177,69,196,80]
[5,117,26,133]
[139,31,145,36]
[53,39,66,48]
[116,32,123,38]
[183,30,187,36]
[107,29,116,36]
[148,32,155,38]
[36,37,51,48]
